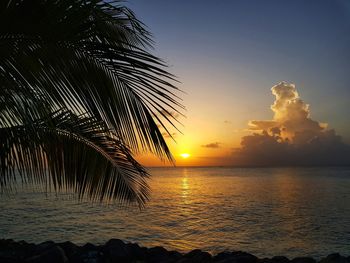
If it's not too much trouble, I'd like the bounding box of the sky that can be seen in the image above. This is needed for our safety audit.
[126,0,350,167]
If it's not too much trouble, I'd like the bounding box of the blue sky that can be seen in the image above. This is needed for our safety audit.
[126,1,350,165]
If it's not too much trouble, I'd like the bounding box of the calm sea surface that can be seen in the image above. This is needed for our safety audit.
[1,167,350,258]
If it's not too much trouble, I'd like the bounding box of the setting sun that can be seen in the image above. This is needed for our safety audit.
[180,153,190,159]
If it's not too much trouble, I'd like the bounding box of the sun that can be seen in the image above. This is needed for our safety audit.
[180,153,190,159]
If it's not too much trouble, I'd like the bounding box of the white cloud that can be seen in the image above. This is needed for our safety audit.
[232,82,350,166]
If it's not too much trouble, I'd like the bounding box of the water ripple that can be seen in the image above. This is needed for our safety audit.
[1,167,350,259]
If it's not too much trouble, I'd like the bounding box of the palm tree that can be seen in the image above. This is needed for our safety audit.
[0,0,182,206]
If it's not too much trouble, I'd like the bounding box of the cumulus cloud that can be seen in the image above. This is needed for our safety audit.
[232,82,350,166]
[202,142,221,149]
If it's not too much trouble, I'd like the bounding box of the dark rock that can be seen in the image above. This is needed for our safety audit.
[257,258,271,263]
[214,252,233,261]
[176,258,192,263]
[58,241,80,260]
[0,239,36,261]
[169,250,183,260]
[148,246,169,255]
[147,246,171,262]
[102,239,131,262]
[26,245,68,263]
[0,258,22,263]
[291,257,316,263]
[35,241,56,254]
[258,256,290,263]
[126,242,147,260]
[105,238,125,247]
[232,251,258,263]
[0,239,15,247]
[214,251,257,263]
[183,249,212,262]
[272,256,290,263]
[320,254,349,263]
[79,250,104,263]
[82,243,98,251]
[71,242,104,263]
[2,239,347,263]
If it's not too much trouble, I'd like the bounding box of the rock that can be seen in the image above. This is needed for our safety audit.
[2,239,347,263]
[147,246,171,262]
[80,250,104,263]
[258,256,290,263]
[214,251,257,263]
[0,239,14,247]
[0,258,22,263]
[126,242,147,260]
[291,257,316,263]
[258,258,271,263]
[58,241,80,260]
[183,249,212,262]
[320,254,349,263]
[233,251,258,263]
[176,258,192,263]
[73,242,104,263]
[214,251,233,261]
[35,241,55,254]
[102,239,131,262]
[169,250,183,260]
[82,243,98,251]
[148,246,169,255]
[0,239,36,262]
[272,256,290,263]
[26,245,68,263]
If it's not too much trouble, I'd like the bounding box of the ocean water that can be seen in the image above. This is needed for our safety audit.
[1,167,350,259]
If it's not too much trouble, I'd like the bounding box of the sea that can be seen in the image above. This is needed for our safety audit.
[1,167,350,259]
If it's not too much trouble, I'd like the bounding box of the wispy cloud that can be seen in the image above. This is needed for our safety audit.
[202,142,221,149]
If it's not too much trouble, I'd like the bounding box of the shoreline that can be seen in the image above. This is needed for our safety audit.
[1,239,348,263]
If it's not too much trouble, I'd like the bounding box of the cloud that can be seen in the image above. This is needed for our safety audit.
[232,82,350,166]
[224,120,231,124]
[202,142,221,149]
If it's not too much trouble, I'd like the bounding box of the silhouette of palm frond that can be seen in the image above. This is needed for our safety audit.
[0,0,183,206]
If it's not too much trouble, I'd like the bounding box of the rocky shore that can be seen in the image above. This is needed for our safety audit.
[0,239,348,263]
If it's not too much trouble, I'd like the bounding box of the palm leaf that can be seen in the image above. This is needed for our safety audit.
[0,0,183,156]
[0,110,149,206]
[0,0,183,204]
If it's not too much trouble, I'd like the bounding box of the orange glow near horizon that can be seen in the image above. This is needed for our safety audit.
[135,122,243,167]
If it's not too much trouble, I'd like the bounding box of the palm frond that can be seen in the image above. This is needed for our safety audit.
[0,0,183,204]
[0,0,183,159]
[0,110,149,206]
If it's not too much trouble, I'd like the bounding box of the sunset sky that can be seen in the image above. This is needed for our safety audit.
[127,0,350,166]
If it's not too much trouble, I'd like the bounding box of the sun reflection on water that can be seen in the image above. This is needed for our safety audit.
[181,169,191,204]
[181,178,189,197]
